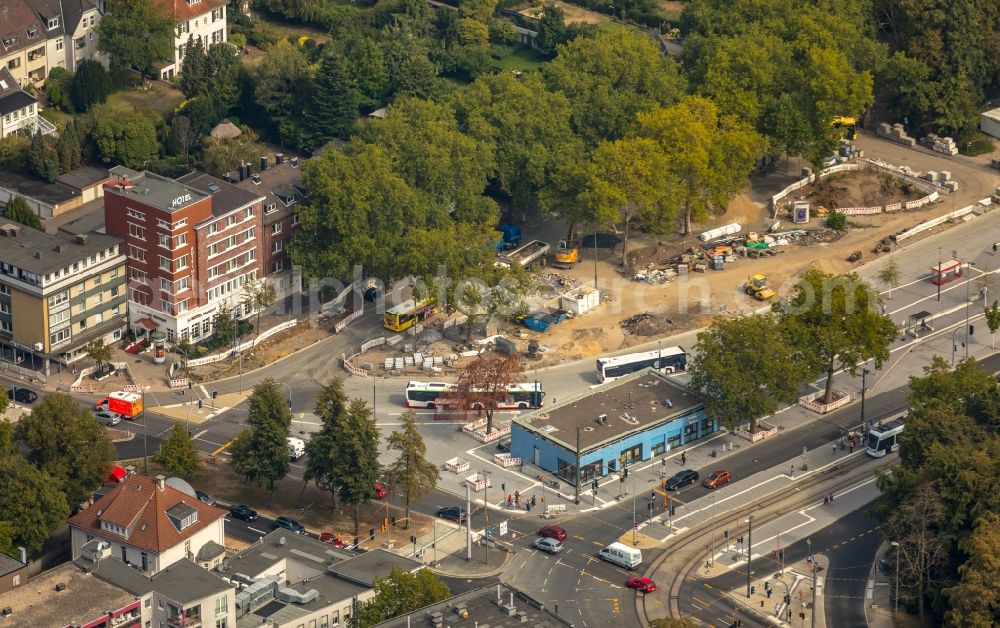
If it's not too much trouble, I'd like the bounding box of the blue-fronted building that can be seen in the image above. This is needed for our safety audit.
[510,369,715,484]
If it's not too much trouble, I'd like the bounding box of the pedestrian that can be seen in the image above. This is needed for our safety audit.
[829,491,835,501]
[823,494,829,504]
[514,490,520,506]
[681,450,687,465]
[790,465,795,476]
[832,443,837,455]
[881,303,887,316]
[849,441,855,453]
[507,494,512,508]
[993,242,997,255]
[531,495,536,507]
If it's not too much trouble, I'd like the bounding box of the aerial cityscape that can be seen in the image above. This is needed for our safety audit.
[0,0,998,627]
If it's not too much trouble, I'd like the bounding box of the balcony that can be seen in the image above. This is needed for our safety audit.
[9,113,56,137]
[165,614,201,628]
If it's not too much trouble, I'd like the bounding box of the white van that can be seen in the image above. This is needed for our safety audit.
[287,437,305,460]
[599,542,642,569]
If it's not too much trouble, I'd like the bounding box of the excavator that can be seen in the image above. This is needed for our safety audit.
[553,224,580,268]
[744,274,776,301]
[830,116,858,140]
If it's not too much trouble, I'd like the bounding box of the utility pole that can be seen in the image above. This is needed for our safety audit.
[860,368,870,432]
[465,483,472,561]
[709,495,716,567]
[746,515,754,598]
[574,426,582,504]
[966,261,975,359]
[937,247,942,301]
[631,468,636,545]
[481,469,491,566]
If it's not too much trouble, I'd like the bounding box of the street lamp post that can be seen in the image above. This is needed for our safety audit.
[807,538,815,628]
[860,367,870,432]
[574,426,582,505]
[141,389,148,475]
[937,247,942,302]
[746,515,754,598]
[952,328,961,366]
[481,469,491,565]
[890,541,900,614]
[709,495,717,567]
[631,468,637,545]
[965,261,976,359]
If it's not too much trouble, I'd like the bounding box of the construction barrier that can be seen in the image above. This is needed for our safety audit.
[893,205,976,242]
[360,336,386,352]
[341,352,368,377]
[334,308,364,333]
[186,319,299,367]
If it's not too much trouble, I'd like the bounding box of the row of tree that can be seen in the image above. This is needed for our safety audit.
[0,395,116,556]
[229,378,440,537]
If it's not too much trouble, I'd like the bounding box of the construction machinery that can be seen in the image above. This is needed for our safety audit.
[553,225,580,268]
[830,116,858,140]
[744,274,776,300]
[496,240,550,270]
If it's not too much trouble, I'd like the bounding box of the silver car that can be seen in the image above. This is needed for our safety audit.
[533,537,563,554]
[93,410,123,426]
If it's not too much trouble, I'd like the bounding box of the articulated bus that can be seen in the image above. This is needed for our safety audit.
[866,419,904,457]
[596,347,688,383]
[405,380,544,410]
[383,298,438,332]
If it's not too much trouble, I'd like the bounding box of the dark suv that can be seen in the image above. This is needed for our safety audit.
[665,469,699,491]
[274,516,306,534]
[436,506,467,523]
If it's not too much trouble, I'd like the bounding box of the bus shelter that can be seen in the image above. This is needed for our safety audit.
[906,310,933,337]
[931,259,963,286]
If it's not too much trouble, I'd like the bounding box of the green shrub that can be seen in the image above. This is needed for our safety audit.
[826,211,847,231]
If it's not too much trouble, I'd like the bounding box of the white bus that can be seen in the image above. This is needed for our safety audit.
[404,381,544,410]
[596,347,688,383]
[866,420,904,457]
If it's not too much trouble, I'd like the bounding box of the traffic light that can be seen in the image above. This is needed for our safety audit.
[501,483,506,492]
[784,594,792,605]
[391,516,397,527]
[669,499,676,516]
[188,381,192,390]
[369,528,375,539]
[410,535,417,544]
[779,549,784,560]
[197,399,203,409]
[970,324,975,336]
[211,389,218,399]
[724,530,729,539]
[624,467,629,479]
[750,585,755,595]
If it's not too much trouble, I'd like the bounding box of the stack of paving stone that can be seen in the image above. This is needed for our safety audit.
[922,170,959,191]
[920,133,959,155]
[878,122,916,146]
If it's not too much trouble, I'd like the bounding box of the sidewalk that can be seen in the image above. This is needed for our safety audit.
[390,518,514,578]
[717,555,827,628]
[865,542,897,628]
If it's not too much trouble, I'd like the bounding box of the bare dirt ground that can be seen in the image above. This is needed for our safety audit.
[799,169,925,210]
[519,1,611,24]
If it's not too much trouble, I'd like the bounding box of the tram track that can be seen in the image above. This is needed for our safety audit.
[640,453,896,626]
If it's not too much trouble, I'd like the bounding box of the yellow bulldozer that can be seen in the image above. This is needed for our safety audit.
[553,224,580,268]
[744,274,776,301]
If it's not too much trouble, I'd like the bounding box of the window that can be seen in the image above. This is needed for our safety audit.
[130,288,149,305]
[47,16,59,28]
[202,320,211,334]
[244,207,253,220]
[111,268,119,278]
[0,321,10,333]
[75,37,85,50]
[179,21,190,35]
[0,302,8,314]
[159,255,171,271]
[54,38,62,52]
[212,7,224,21]
[126,208,145,221]
[128,223,145,239]
[93,274,102,286]
[48,291,69,307]
[176,255,188,270]
[79,318,87,330]
[157,219,170,229]
[215,596,227,615]
[331,611,339,626]
[175,277,189,292]
[272,240,283,254]
[271,259,285,273]
[0,284,8,294]
[207,265,221,279]
[174,233,188,248]
[208,223,218,235]
[216,620,227,628]
[7,58,20,70]
[50,309,70,326]
[159,234,170,248]
[50,328,70,345]
[160,278,172,291]
[291,213,300,226]
[160,298,173,314]
[111,286,119,297]
[265,203,277,214]
[127,245,146,262]
[129,268,147,283]
[176,299,188,314]
[243,227,255,241]
[167,328,175,342]
[271,223,282,235]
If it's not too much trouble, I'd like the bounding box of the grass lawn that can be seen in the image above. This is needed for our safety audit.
[40,107,73,130]
[106,83,185,117]
[492,47,547,71]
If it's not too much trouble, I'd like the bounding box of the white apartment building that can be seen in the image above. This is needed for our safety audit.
[158,0,228,80]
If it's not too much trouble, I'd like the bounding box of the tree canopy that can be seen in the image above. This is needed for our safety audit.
[354,568,451,627]
[384,411,441,528]
[153,424,202,477]
[2,195,42,230]
[97,0,174,79]
[230,379,292,504]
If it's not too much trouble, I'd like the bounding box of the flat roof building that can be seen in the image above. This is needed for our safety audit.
[511,369,714,485]
[373,583,573,628]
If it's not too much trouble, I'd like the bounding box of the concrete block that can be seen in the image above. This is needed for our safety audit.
[938,171,951,181]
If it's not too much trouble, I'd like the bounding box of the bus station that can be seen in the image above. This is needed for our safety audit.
[509,369,715,487]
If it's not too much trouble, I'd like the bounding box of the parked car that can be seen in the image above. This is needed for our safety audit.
[665,469,700,491]
[228,505,258,521]
[375,482,388,499]
[7,388,37,404]
[93,410,123,426]
[319,532,347,548]
[496,439,511,453]
[533,537,563,554]
[273,516,306,534]
[538,525,568,541]
[626,577,657,593]
[703,470,733,489]
[436,506,467,523]
[195,490,216,506]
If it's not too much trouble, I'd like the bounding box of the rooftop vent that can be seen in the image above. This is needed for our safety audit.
[75,233,88,246]
[207,183,221,193]
[251,174,261,185]
[290,157,299,168]
[2,607,11,617]
[54,583,66,592]
[0,224,21,237]
[597,414,608,425]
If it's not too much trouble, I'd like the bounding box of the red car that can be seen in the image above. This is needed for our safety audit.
[538,525,567,541]
[375,482,388,499]
[703,470,732,489]
[626,577,656,593]
[319,532,347,548]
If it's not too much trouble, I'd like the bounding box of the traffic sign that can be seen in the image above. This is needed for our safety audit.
[498,521,508,537]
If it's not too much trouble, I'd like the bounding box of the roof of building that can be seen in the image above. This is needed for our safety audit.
[0,561,138,628]
[513,369,704,452]
[221,530,354,580]
[54,198,107,235]
[0,169,76,206]
[24,0,65,38]
[176,171,265,219]
[328,549,423,587]
[209,119,242,139]
[0,552,24,577]
[245,573,367,627]
[68,474,227,554]
[77,552,232,605]
[0,67,36,116]
[373,584,573,628]
[0,0,46,58]
[155,0,228,24]
[103,171,211,215]
[56,166,111,191]
[232,157,305,223]
[0,223,121,276]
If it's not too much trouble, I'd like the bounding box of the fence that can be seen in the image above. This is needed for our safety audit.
[334,308,364,333]
[341,352,368,377]
[360,336,386,352]
[892,203,976,243]
[186,319,300,367]
[69,361,131,393]
[3,361,47,383]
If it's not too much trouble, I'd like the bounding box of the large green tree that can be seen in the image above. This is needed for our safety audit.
[304,378,351,510]
[304,50,360,149]
[688,313,810,432]
[338,398,382,536]
[777,270,897,404]
[97,0,174,79]
[153,424,202,477]
[3,195,42,230]
[230,379,292,505]
[252,40,313,147]
[69,60,112,112]
[15,393,115,508]
[544,30,685,146]
[0,452,70,554]
[384,411,440,529]
[637,97,765,234]
[354,567,451,627]
[91,104,159,168]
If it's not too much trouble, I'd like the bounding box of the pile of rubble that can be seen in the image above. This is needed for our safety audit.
[920,133,959,156]
[877,122,916,147]
[620,312,677,336]
[790,229,846,245]
[537,272,583,292]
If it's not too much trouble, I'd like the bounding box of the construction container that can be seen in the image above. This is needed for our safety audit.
[712,256,724,270]
[560,285,600,315]
[793,201,810,223]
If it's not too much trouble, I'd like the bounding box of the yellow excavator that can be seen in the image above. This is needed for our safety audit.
[744,274,776,301]
[830,116,858,140]
[553,224,580,268]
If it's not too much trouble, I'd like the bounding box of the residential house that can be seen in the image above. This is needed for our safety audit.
[68,474,227,576]
[0,66,54,139]
[0,549,27,596]
[0,164,110,217]
[103,167,265,343]
[157,0,228,81]
[0,221,125,374]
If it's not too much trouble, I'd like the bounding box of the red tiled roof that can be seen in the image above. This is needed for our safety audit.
[154,0,228,23]
[68,475,225,554]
